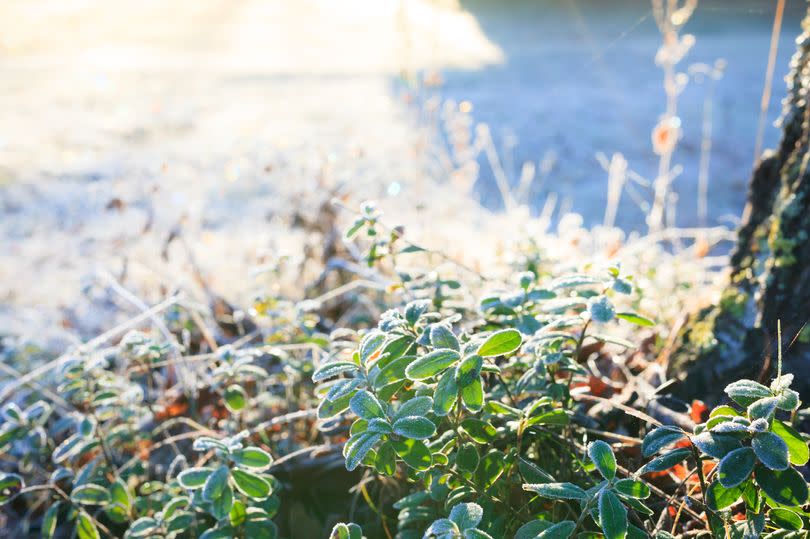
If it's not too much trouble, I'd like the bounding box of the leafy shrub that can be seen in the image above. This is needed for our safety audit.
[0,203,807,538]
[309,206,809,538]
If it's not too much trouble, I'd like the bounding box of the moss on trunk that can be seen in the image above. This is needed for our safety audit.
[669,12,810,401]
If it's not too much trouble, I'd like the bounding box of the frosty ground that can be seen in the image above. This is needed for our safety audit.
[0,0,801,349]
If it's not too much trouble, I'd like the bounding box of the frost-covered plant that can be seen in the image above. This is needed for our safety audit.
[173,433,279,538]
[313,255,658,537]
[0,332,283,538]
[641,372,807,537]
[310,207,809,539]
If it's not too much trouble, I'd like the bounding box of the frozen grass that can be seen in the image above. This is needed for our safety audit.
[0,0,782,357]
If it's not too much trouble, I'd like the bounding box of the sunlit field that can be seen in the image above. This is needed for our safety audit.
[1,1,809,538]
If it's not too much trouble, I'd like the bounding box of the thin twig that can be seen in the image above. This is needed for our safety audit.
[753,0,786,164]
[0,294,180,403]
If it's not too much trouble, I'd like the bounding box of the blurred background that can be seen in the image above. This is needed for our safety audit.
[0,0,803,341]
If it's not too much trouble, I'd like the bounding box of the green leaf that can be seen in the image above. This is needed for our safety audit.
[614,479,650,499]
[449,502,483,530]
[374,441,397,476]
[162,496,189,521]
[224,384,247,412]
[344,432,382,471]
[394,396,433,420]
[748,396,779,421]
[638,448,690,474]
[691,432,741,459]
[536,520,576,538]
[706,480,744,511]
[349,390,386,420]
[1,403,22,423]
[200,527,236,539]
[769,508,803,530]
[526,409,569,427]
[392,416,436,440]
[772,420,809,466]
[76,511,100,539]
[378,334,412,367]
[405,349,460,380]
[177,467,213,489]
[588,440,617,481]
[487,400,521,417]
[755,465,809,507]
[345,218,365,239]
[193,436,229,452]
[627,524,651,539]
[392,438,432,470]
[430,325,460,351]
[710,419,750,434]
[209,484,234,520]
[425,519,459,537]
[718,447,756,488]
[229,500,247,527]
[621,496,653,517]
[724,380,772,407]
[460,377,484,412]
[752,431,790,471]
[244,509,279,538]
[232,447,273,470]
[359,331,387,365]
[127,517,160,537]
[166,512,194,533]
[52,433,84,464]
[203,466,230,502]
[519,458,556,483]
[475,451,506,489]
[775,388,801,411]
[71,484,110,506]
[615,312,654,327]
[455,355,483,387]
[317,392,352,419]
[367,417,393,434]
[393,491,429,510]
[378,379,404,402]
[457,443,480,473]
[231,469,271,499]
[642,427,685,457]
[477,329,522,357]
[514,521,553,539]
[588,296,615,323]
[741,480,761,513]
[460,418,496,444]
[710,405,741,418]
[41,501,60,539]
[433,369,458,416]
[375,355,414,388]
[523,482,587,501]
[106,479,131,522]
[312,361,359,383]
[599,489,627,539]
[0,473,23,505]
[330,522,363,539]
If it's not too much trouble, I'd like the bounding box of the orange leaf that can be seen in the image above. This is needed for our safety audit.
[690,400,709,423]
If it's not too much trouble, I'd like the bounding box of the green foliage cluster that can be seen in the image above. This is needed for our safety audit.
[314,282,810,538]
[0,202,807,538]
[0,332,284,538]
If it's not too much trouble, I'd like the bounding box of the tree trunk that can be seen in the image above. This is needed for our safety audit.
[668,12,810,402]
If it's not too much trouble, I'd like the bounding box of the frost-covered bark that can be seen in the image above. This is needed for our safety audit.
[670,13,810,401]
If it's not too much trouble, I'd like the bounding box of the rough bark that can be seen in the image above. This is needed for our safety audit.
[668,12,810,402]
